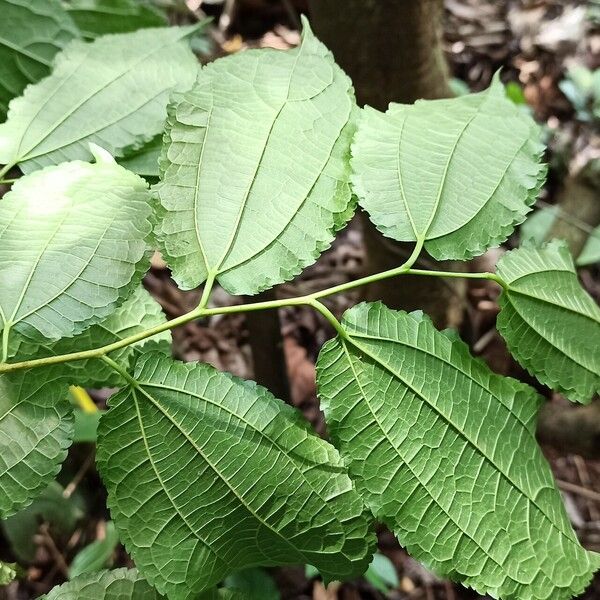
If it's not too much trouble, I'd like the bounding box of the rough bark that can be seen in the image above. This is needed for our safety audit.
[309,0,464,328]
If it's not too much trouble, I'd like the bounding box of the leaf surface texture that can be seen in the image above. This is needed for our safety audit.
[155,19,357,294]
[39,568,164,599]
[97,353,374,599]
[0,148,152,346]
[351,76,546,260]
[0,0,78,118]
[0,369,73,518]
[496,240,600,403]
[0,26,198,173]
[316,302,600,599]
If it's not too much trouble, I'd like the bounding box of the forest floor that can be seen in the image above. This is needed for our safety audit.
[1,1,599,599]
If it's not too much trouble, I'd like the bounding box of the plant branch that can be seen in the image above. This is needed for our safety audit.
[0,262,507,375]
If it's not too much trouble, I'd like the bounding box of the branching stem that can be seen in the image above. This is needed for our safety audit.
[0,256,508,375]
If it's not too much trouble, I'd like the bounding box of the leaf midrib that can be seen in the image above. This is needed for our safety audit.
[132,380,314,566]
[14,28,191,163]
[338,341,514,580]
[344,334,580,548]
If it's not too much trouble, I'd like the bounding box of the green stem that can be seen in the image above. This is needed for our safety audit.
[1,323,11,363]
[0,260,507,375]
[406,268,508,290]
[0,178,17,185]
[101,355,139,386]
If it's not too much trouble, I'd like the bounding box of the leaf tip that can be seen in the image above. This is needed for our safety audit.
[89,143,116,165]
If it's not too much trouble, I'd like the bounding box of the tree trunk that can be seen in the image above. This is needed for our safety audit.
[245,289,290,402]
[308,0,464,328]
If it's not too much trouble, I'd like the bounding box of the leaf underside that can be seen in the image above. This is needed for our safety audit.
[39,568,164,600]
[316,302,600,600]
[9,286,170,388]
[65,0,167,40]
[0,149,152,346]
[0,368,73,519]
[97,353,374,599]
[0,0,79,119]
[0,25,199,173]
[155,17,357,295]
[496,240,600,403]
[351,75,546,261]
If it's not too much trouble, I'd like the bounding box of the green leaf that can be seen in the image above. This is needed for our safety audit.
[0,148,152,348]
[73,408,102,443]
[365,553,398,594]
[316,302,600,600]
[118,135,162,178]
[0,0,79,118]
[496,240,600,403]
[65,0,167,40]
[224,568,280,600]
[97,353,374,599]
[69,521,120,578]
[10,286,171,388]
[0,371,73,518]
[521,205,600,266]
[155,17,357,295]
[0,561,18,585]
[0,25,199,174]
[2,481,83,561]
[351,75,546,261]
[39,568,165,599]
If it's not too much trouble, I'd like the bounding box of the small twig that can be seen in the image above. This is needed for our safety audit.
[557,479,600,504]
[39,524,70,577]
[63,451,96,499]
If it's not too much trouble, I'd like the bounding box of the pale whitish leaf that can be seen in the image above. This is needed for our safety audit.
[65,0,167,40]
[0,26,199,174]
[155,17,357,295]
[0,370,73,519]
[40,568,165,600]
[316,302,600,600]
[0,0,78,118]
[0,148,152,347]
[9,286,171,388]
[351,75,546,260]
[97,353,374,599]
[496,240,600,403]
[521,205,600,266]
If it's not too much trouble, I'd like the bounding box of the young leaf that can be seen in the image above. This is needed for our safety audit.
[0,561,18,585]
[9,286,171,388]
[0,26,199,174]
[224,568,280,600]
[316,303,600,600]
[0,148,152,347]
[2,481,83,561]
[0,370,73,518]
[39,568,165,599]
[97,353,374,599]
[520,205,600,267]
[155,17,357,295]
[65,0,168,40]
[69,521,120,578]
[351,75,546,261]
[0,0,79,118]
[496,240,600,403]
